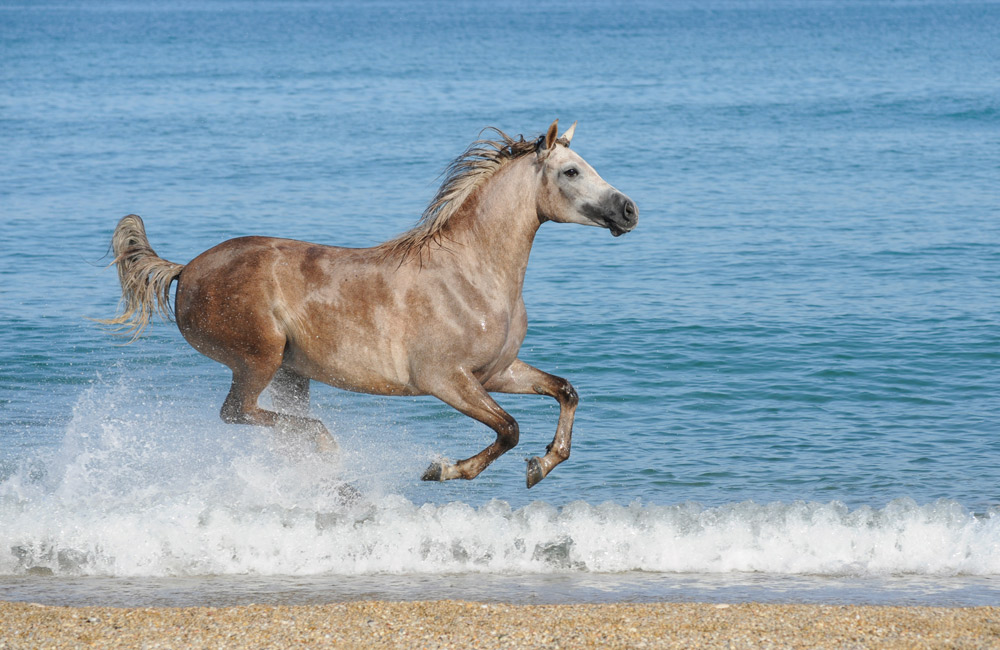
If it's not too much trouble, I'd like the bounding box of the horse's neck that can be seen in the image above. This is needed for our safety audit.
[441,159,540,294]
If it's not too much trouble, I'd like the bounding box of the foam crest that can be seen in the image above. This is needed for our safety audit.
[2,382,998,578]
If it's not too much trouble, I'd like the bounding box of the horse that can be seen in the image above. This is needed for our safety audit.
[101,120,638,488]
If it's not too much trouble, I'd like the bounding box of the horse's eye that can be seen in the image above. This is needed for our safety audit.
[564,168,579,178]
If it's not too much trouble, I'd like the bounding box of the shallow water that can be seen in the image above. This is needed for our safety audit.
[2,0,999,606]
[3,573,999,609]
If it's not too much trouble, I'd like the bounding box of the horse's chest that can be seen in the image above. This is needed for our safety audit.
[392,279,528,383]
[467,304,527,377]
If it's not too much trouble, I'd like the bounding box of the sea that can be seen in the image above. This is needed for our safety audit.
[1,0,999,608]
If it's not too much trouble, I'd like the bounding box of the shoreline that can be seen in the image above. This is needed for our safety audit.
[2,600,998,648]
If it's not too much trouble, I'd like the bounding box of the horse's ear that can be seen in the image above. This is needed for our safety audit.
[559,121,577,146]
[543,119,559,150]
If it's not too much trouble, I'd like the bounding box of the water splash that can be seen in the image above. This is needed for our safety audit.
[2,379,998,578]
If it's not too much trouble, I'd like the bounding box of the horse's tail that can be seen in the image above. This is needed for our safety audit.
[98,214,185,342]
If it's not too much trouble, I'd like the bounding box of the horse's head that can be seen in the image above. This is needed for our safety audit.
[534,120,638,237]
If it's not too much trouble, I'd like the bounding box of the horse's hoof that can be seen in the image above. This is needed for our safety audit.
[422,461,446,482]
[526,457,544,488]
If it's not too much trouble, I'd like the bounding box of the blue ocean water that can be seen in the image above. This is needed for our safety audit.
[1,0,999,606]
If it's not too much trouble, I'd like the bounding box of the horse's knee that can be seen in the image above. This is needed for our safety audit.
[556,379,578,408]
[497,417,519,450]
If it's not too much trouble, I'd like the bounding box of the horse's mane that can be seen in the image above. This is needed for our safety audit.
[377,128,540,261]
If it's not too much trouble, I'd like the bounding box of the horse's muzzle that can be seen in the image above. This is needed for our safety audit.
[608,194,639,237]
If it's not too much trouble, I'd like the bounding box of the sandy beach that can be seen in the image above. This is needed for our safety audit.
[1,600,997,649]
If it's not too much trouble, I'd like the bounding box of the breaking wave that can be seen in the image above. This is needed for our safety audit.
[1,382,998,579]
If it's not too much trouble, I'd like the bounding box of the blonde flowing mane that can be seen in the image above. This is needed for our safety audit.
[378,128,540,260]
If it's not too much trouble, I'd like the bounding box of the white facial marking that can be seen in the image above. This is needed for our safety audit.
[538,145,616,227]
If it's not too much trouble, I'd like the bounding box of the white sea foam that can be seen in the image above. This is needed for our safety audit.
[2,382,998,578]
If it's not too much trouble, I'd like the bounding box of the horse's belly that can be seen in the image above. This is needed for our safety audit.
[285,334,418,396]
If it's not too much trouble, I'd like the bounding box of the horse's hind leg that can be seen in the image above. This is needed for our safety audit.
[269,366,336,452]
[222,357,336,454]
[484,359,578,488]
[270,366,311,418]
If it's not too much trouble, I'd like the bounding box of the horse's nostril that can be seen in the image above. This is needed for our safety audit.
[623,199,638,219]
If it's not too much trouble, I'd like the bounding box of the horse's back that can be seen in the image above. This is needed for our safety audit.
[172,232,528,397]
[177,236,328,320]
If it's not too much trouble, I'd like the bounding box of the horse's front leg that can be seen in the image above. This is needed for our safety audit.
[420,370,520,482]
[484,359,578,488]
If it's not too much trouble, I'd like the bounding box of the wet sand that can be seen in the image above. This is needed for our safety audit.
[1,600,998,649]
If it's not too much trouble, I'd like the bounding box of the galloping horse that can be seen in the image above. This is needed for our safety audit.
[102,120,638,487]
